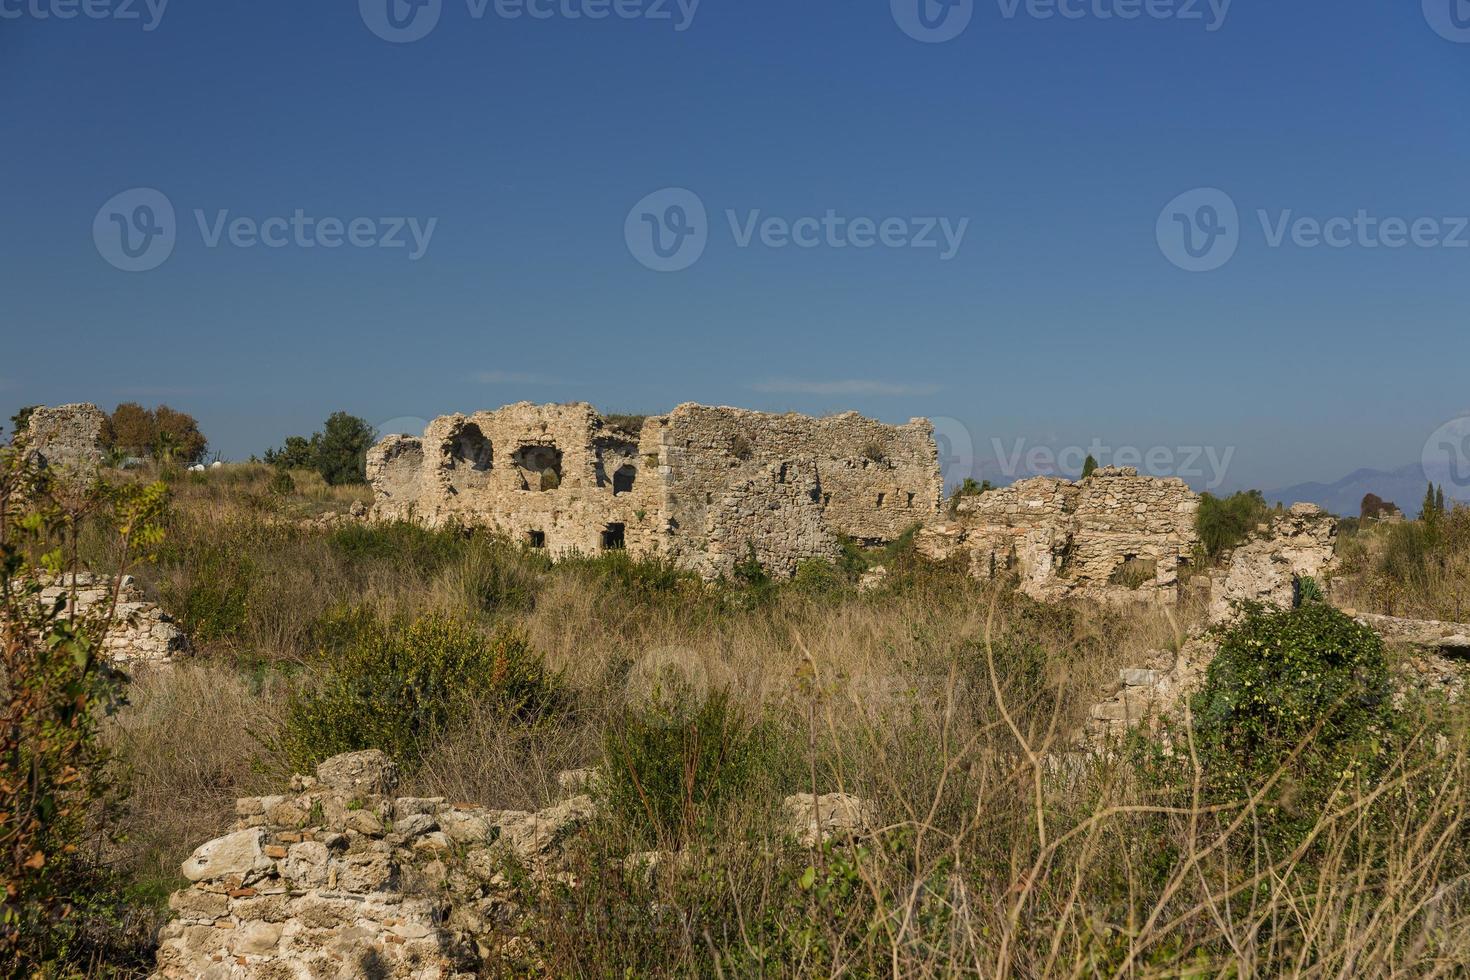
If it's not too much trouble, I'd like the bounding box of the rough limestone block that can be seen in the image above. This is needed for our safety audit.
[181,828,274,883]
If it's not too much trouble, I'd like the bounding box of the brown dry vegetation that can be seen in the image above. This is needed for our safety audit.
[65,465,1470,976]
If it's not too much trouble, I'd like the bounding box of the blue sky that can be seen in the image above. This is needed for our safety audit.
[2,0,1468,493]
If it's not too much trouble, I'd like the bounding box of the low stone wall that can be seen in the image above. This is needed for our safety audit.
[29,573,187,666]
[153,751,879,978]
[918,468,1201,603]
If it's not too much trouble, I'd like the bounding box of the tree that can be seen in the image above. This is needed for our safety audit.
[265,435,318,470]
[1436,484,1446,517]
[314,412,376,486]
[151,405,208,465]
[1081,454,1098,479]
[1196,490,1272,560]
[107,402,156,457]
[1422,482,1439,525]
[7,406,38,444]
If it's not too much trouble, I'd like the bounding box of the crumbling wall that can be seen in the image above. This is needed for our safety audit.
[367,402,940,579]
[917,468,1199,602]
[654,405,941,556]
[366,403,663,558]
[13,573,188,666]
[699,460,839,578]
[23,403,108,481]
[1208,503,1337,621]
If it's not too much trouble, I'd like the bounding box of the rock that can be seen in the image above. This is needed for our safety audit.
[858,565,889,593]
[180,829,274,883]
[782,793,878,848]
[282,841,330,889]
[555,768,601,797]
[315,749,399,796]
[497,795,596,859]
[395,812,439,839]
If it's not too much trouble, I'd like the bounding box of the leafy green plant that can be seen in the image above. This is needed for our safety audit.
[1190,603,1396,842]
[0,449,168,972]
[277,610,563,771]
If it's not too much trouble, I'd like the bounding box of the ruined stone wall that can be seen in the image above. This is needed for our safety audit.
[917,468,1199,602]
[655,405,940,544]
[366,403,663,558]
[1208,503,1337,621]
[5,573,188,666]
[368,402,940,579]
[23,403,108,481]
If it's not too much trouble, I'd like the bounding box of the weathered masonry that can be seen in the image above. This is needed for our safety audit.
[367,402,944,578]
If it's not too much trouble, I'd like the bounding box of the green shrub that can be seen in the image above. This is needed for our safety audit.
[601,689,776,849]
[266,468,296,496]
[449,537,545,616]
[562,549,700,604]
[1190,603,1396,841]
[277,610,563,771]
[1196,490,1273,560]
[161,547,253,643]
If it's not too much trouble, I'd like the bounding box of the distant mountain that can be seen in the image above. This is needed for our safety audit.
[1265,464,1470,519]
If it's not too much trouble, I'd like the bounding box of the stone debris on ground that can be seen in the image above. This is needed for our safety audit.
[155,751,881,978]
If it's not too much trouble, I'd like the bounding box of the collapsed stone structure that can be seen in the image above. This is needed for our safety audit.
[1206,502,1339,622]
[20,402,108,481]
[367,403,942,578]
[917,467,1204,602]
[44,573,190,666]
[5,573,188,667]
[153,750,877,979]
[917,468,1339,612]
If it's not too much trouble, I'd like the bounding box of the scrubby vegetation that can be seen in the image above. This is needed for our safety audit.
[11,458,1470,976]
[263,411,377,486]
[1337,499,1470,619]
[1195,488,1275,559]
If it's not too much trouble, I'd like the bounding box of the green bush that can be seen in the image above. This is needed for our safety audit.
[1190,603,1396,840]
[601,689,778,849]
[278,610,563,771]
[1195,490,1273,560]
[161,546,254,643]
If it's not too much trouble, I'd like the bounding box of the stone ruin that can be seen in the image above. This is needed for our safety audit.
[917,466,1203,602]
[367,402,943,578]
[152,750,876,979]
[19,402,109,481]
[3,573,188,667]
[917,467,1339,614]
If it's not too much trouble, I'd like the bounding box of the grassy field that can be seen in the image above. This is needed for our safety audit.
[20,463,1470,976]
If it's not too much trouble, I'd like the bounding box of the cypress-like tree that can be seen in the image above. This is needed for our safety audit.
[1082,454,1098,479]
[1422,482,1439,524]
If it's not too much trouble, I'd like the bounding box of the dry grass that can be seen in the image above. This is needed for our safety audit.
[82,465,1470,977]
